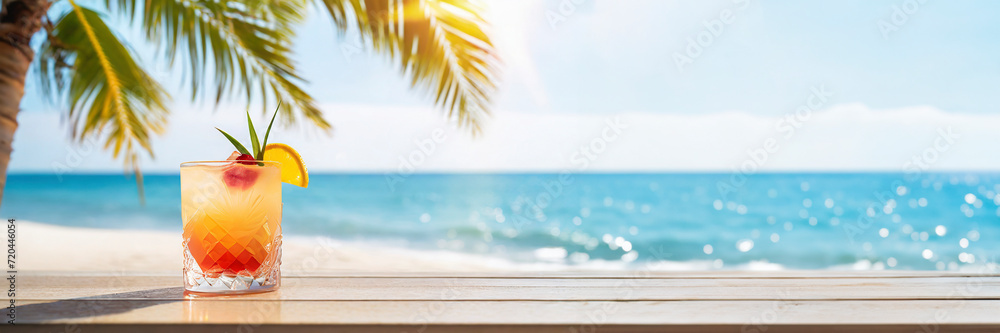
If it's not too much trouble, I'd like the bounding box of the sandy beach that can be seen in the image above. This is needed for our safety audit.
[15,221,525,273]
[18,220,991,273]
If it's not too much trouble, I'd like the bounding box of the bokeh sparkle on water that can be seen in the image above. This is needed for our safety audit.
[3,173,997,270]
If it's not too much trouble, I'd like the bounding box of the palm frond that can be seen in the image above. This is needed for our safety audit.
[38,1,170,203]
[320,0,500,132]
[104,0,328,128]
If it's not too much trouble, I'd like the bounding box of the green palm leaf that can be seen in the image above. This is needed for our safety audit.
[38,1,170,204]
[32,0,499,204]
[104,0,329,129]
[320,0,500,132]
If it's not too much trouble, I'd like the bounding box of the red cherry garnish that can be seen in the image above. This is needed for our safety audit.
[223,164,260,189]
[222,152,260,189]
[234,153,256,165]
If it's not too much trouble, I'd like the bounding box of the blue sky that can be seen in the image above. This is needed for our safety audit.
[301,0,1000,116]
[11,0,1000,172]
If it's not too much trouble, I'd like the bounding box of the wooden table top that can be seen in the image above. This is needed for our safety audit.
[11,271,1000,332]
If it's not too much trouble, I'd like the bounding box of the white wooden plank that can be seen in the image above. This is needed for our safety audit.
[15,272,1000,331]
[9,324,1000,333]
[16,299,1000,326]
[19,275,1000,301]
[20,269,1000,278]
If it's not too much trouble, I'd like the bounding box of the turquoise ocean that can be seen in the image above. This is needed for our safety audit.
[2,173,997,270]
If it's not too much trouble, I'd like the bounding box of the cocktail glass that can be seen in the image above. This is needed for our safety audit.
[181,160,282,294]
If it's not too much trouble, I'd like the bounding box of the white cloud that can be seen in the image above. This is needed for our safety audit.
[8,103,997,173]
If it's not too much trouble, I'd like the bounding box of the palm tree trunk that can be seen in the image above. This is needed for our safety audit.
[0,0,49,208]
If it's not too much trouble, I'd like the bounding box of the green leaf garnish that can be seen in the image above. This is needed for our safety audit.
[218,103,280,166]
[247,109,260,158]
[258,102,281,160]
[216,128,251,156]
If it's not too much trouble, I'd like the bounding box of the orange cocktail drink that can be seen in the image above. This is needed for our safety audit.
[181,160,282,294]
